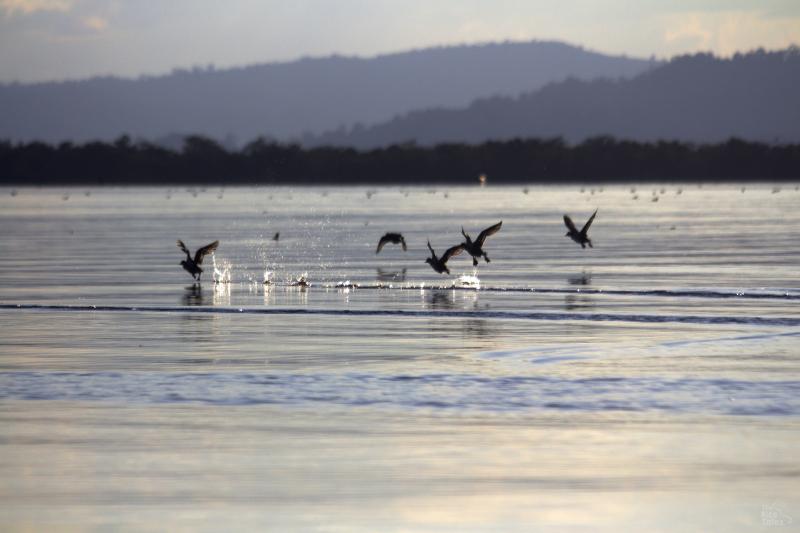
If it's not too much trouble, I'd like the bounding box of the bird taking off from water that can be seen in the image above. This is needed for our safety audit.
[425,240,464,274]
[461,221,502,266]
[376,232,407,254]
[177,240,219,280]
[563,209,597,248]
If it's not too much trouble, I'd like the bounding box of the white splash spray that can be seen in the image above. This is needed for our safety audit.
[212,255,231,284]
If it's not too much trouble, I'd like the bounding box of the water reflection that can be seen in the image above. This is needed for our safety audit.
[422,289,483,312]
[564,293,593,310]
[376,268,407,282]
[462,318,491,338]
[182,283,205,306]
[422,290,493,342]
[568,272,592,286]
[263,286,309,306]
[213,282,231,306]
[425,290,458,310]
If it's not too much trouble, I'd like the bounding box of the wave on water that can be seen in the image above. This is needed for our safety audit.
[1,371,798,416]
[351,283,799,300]
[2,302,799,327]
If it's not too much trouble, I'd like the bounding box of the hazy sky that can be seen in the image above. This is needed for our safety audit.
[1,0,799,82]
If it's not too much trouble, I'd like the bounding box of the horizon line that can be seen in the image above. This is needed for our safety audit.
[2,38,797,87]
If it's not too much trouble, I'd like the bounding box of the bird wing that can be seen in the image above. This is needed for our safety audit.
[476,221,502,246]
[427,239,435,256]
[194,240,219,264]
[563,215,578,233]
[580,210,598,235]
[442,244,465,263]
[376,234,390,254]
[177,240,191,260]
[400,235,407,251]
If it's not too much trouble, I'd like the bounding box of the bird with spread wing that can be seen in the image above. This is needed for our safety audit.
[461,221,502,266]
[177,240,219,280]
[376,232,407,254]
[563,209,597,248]
[425,240,464,274]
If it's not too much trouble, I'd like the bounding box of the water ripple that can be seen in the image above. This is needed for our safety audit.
[2,303,799,327]
[1,372,798,416]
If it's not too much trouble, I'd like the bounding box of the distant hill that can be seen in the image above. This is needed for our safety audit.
[0,41,654,144]
[309,48,800,148]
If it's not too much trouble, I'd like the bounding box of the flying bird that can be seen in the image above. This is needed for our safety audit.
[177,239,219,280]
[461,221,502,266]
[376,232,407,254]
[563,209,597,248]
[425,240,464,275]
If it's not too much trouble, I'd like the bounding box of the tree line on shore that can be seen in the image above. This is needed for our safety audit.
[1,135,798,185]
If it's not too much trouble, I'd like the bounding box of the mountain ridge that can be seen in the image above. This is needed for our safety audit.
[0,40,655,144]
[307,47,800,147]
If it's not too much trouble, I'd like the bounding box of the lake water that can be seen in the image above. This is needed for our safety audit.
[1,184,798,531]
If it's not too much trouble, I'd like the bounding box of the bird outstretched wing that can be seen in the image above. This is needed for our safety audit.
[442,244,465,263]
[376,234,391,254]
[476,221,502,246]
[580,210,598,235]
[563,215,578,233]
[400,236,407,251]
[177,240,191,260]
[426,239,435,257]
[194,240,219,264]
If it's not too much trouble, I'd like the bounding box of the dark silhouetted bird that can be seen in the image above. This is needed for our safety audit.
[563,209,597,248]
[273,232,280,241]
[177,240,219,280]
[461,221,502,266]
[376,232,407,254]
[425,240,464,274]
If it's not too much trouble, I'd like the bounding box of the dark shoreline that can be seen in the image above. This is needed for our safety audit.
[2,135,799,185]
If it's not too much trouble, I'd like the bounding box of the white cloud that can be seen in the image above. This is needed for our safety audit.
[0,0,72,15]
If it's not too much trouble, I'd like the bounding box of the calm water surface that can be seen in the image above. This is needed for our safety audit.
[1,185,798,531]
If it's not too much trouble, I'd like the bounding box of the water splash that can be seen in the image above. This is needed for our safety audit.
[291,272,310,287]
[457,274,480,288]
[212,255,231,284]
[263,270,274,285]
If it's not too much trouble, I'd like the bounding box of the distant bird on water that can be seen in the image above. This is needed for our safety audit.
[273,232,280,241]
[461,221,502,266]
[376,232,407,254]
[563,209,597,248]
[177,240,219,280]
[425,240,464,274]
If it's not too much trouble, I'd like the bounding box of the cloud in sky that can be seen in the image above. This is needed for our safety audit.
[661,9,800,56]
[0,0,798,82]
[0,0,72,15]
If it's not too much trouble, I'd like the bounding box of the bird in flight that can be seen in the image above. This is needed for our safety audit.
[461,221,502,266]
[177,240,219,280]
[425,240,464,274]
[376,232,407,254]
[563,209,597,248]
